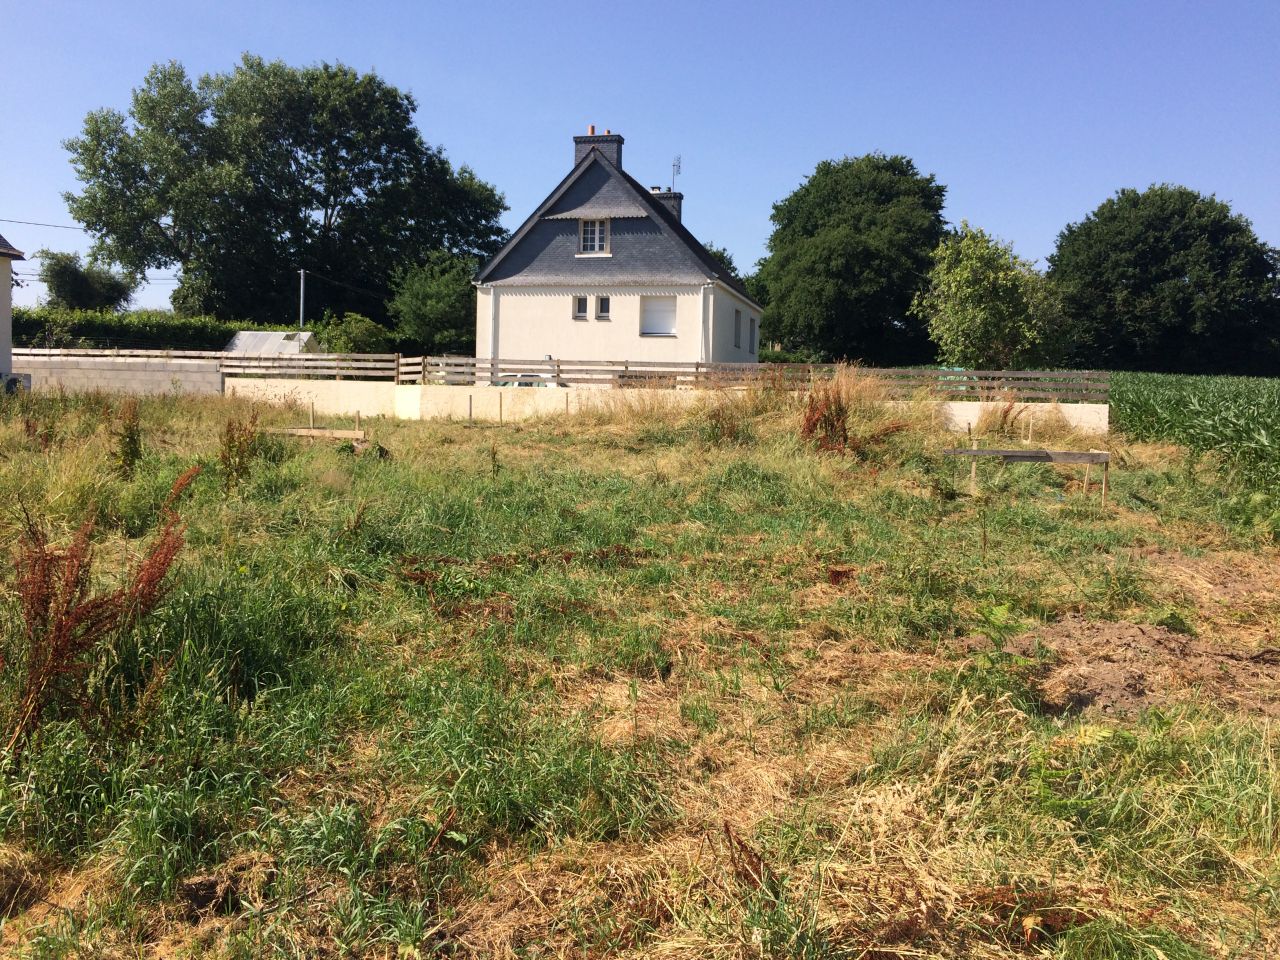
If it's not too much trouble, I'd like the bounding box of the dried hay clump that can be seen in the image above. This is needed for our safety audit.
[0,844,42,916]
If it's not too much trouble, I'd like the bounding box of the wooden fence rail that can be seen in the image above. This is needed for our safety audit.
[11,348,1109,403]
[396,357,1109,402]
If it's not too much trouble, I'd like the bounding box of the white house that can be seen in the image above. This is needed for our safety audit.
[474,128,762,365]
[0,232,25,387]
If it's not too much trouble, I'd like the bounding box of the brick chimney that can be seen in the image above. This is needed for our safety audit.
[574,124,624,168]
[649,186,683,222]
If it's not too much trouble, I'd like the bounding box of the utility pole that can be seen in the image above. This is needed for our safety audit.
[298,269,306,330]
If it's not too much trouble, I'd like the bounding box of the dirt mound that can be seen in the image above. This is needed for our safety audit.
[1006,616,1280,716]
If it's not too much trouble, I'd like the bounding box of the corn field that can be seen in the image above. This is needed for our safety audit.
[1112,371,1280,487]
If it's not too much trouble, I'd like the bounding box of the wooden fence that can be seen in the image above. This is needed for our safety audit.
[396,357,1109,402]
[11,349,1109,403]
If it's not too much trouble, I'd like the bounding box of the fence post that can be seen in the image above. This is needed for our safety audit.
[394,353,401,384]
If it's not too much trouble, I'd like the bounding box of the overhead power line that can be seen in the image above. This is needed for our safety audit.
[0,217,87,231]
[303,269,385,300]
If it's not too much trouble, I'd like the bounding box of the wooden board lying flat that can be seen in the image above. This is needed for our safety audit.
[943,448,1110,464]
[263,427,366,440]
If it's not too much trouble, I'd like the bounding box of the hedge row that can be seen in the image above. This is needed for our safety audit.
[13,307,297,351]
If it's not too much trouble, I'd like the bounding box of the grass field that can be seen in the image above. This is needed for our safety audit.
[1,378,1278,958]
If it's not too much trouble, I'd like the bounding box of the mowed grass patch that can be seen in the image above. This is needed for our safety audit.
[0,384,1277,958]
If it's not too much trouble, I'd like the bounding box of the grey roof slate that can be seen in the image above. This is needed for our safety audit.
[0,232,26,260]
[476,146,761,309]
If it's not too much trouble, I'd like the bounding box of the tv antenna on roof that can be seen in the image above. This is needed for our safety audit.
[671,154,682,192]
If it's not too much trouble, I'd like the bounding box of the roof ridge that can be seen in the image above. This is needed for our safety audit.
[475,149,761,310]
[0,232,26,260]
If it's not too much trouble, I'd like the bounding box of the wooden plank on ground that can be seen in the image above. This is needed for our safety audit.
[262,427,367,440]
[942,448,1110,464]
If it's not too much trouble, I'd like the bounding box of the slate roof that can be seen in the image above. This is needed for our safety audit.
[476,147,761,309]
[0,232,26,260]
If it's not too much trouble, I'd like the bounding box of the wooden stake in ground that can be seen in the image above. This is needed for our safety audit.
[969,428,978,495]
[1090,449,1110,506]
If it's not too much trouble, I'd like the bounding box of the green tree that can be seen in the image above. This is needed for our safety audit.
[64,55,507,326]
[1048,185,1280,373]
[702,241,740,279]
[757,153,946,364]
[317,312,393,354]
[913,224,1066,369]
[389,250,478,354]
[36,250,139,311]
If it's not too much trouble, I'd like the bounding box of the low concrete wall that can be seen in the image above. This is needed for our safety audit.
[15,357,223,396]
[225,377,401,417]
[229,381,1109,434]
[225,379,626,422]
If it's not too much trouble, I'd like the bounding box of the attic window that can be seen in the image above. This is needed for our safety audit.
[579,219,610,254]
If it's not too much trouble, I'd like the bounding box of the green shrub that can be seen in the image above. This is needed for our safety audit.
[317,311,393,354]
[12,306,291,351]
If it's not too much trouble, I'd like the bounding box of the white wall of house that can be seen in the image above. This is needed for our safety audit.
[708,284,760,363]
[0,258,13,375]
[476,285,710,363]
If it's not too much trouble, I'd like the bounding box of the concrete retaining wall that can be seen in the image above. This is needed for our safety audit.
[14,357,224,395]
[225,378,625,422]
[226,378,1109,434]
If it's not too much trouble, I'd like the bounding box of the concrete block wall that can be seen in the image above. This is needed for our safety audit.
[14,357,224,395]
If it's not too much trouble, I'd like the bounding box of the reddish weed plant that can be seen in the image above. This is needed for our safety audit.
[1,468,199,759]
[219,413,259,489]
[800,368,902,455]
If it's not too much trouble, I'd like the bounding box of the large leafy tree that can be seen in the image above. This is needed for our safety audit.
[758,154,946,364]
[36,250,139,311]
[1049,185,1280,373]
[64,55,507,325]
[913,224,1066,369]
[389,250,478,354]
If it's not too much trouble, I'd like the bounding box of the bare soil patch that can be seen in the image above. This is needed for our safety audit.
[1004,615,1280,716]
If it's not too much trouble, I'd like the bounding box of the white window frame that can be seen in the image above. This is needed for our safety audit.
[640,295,678,337]
[573,295,589,320]
[596,295,611,320]
[734,309,742,348]
[578,218,610,256]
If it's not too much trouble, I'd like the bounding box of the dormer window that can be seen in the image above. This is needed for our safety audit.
[579,218,610,254]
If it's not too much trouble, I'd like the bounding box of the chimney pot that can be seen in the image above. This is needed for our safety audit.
[605,129,611,134]
[572,129,624,168]
[653,189,683,222]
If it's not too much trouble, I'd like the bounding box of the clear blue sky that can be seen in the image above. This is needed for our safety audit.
[4,0,1278,311]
